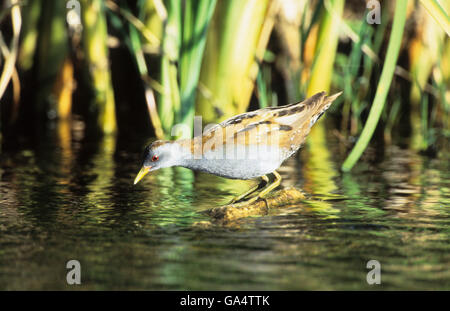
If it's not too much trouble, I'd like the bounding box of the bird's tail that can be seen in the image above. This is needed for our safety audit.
[308,91,342,128]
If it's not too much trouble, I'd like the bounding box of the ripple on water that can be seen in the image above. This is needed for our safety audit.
[0,138,449,290]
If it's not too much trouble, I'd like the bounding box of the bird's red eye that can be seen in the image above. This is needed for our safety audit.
[152,155,159,162]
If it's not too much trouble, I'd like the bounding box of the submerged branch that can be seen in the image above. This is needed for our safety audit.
[205,187,305,223]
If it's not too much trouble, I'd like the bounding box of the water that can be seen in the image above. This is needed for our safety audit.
[0,123,449,290]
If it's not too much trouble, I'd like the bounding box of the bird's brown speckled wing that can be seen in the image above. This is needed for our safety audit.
[186,92,341,154]
[227,92,340,148]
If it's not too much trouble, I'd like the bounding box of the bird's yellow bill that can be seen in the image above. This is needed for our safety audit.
[134,166,151,185]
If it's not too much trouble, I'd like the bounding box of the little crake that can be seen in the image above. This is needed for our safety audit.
[134,91,342,205]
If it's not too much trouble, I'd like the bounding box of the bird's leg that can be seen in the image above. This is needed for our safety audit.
[258,171,282,198]
[229,175,269,204]
[242,171,282,205]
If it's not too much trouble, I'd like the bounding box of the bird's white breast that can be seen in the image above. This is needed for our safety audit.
[180,144,284,179]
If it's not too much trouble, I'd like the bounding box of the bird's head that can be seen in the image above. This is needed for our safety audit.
[134,140,176,185]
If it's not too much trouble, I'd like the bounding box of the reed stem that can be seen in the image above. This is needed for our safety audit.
[81,0,117,134]
[341,0,408,172]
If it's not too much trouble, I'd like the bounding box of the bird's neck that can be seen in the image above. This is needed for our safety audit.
[165,139,197,167]
[169,137,206,169]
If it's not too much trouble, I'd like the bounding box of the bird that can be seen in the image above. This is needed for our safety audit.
[134,91,342,205]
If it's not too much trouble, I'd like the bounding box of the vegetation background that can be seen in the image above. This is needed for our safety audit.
[0,0,448,171]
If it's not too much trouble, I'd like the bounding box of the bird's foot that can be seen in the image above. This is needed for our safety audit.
[230,194,265,206]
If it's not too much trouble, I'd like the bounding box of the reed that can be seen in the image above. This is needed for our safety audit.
[306,0,344,97]
[107,1,165,139]
[0,0,448,165]
[178,0,217,137]
[303,0,344,201]
[34,1,69,120]
[305,0,344,152]
[0,13,18,129]
[273,0,307,102]
[17,0,41,72]
[196,0,273,124]
[80,0,117,134]
[155,0,218,138]
[0,0,21,100]
[419,0,450,36]
[141,0,164,43]
[158,0,181,137]
[341,0,408,172]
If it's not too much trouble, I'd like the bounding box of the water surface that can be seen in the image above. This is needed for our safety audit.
[1,123,449,290]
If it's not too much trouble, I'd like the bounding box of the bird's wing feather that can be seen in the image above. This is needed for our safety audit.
[197,92,341,152]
